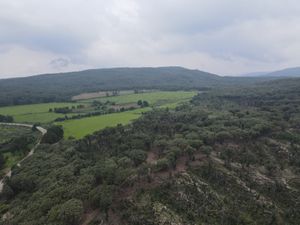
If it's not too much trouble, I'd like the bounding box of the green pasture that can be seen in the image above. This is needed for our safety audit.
[0,102,84,124]
[80,91,197,105]
[0,91,197,138]
[57,108,149,139]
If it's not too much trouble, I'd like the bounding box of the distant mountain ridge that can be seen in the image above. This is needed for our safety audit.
[264,67,300,77]
[0,66,268,106]
[239,67,300,78]
[238,71,270,77]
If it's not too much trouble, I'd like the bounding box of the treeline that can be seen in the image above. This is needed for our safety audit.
[0,115,13,123]
[41,126,63,144]
[137,100,149,107]
[49,105,85,114]
[54,105,136,122]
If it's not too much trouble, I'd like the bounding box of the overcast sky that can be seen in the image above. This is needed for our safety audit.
[1,0,300,78]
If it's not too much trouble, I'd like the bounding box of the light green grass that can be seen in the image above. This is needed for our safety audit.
[0,102,84,124]
[58,108,149,139]
[80,91,197,105]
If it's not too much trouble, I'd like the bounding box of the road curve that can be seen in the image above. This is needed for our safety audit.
[0,123,47,192]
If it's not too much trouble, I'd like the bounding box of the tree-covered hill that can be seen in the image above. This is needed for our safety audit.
[0,67,271,106]
[1,78,299,225]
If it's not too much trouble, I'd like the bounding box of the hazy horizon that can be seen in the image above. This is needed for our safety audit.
[1,0,300,78]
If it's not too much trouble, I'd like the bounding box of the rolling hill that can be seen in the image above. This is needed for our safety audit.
[264,67,300,77]
[240,67,300,78]
[0,67,269,106]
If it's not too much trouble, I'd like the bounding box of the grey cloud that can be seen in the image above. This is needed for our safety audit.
[1,0,300,77]
[49,58,70,69]
[0,18,91,54]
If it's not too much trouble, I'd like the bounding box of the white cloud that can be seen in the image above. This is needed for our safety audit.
[1,0,300,77]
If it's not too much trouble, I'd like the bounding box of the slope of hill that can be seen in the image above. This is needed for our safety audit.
[0,67,270,107]
[1,78,299,225]
[264,67,300,77]
[238,71,270,77]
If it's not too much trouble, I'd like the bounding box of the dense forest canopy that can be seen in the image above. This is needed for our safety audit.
[0,67,273,106]
[1,77,299,225]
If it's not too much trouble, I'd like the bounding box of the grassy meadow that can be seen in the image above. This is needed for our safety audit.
[0,90,197,138]
[0,102,85,124]
[80,91,197,105]
[58,108,149,139]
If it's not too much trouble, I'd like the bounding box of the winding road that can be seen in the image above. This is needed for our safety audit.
[0,123,47,192]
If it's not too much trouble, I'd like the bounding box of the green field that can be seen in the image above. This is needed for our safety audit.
[80,91,197,105]
[0,102,85,124]
[58,108,149,139]
[59,91,197,138]
[0,91,197,138]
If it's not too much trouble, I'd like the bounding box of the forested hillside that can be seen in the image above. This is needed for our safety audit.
[0,67,271,106]
[1,78,299,225]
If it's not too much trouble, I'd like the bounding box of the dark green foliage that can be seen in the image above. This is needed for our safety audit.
[137,100,149,108]
[0,154,4,169]
[41,125,64,144]
[154,158,170,171]
[48,198,83,225]
[52,107,72,114]
[125,149,147,166]
[89,185,114,213]
[0,115,13,122]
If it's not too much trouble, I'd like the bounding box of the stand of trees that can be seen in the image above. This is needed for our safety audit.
[0,115,13,123]
[41,126,64,144]
[137,100,149,107]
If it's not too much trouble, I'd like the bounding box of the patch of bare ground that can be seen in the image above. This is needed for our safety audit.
[146,151,158,164]
[175,156,188,172]
[189,153,206,167]
[110,103,138,110]
[72,92,109,101]
[210,151,225,165]
[80,209,100,225]
[72,90,135,101]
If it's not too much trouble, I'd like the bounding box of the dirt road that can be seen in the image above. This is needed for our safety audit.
[0,123,47,192]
